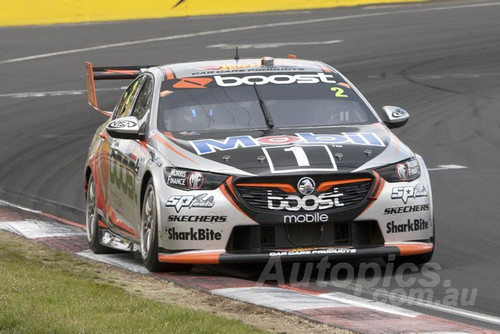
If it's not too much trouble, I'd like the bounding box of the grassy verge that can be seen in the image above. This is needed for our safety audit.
[0,231,267,334]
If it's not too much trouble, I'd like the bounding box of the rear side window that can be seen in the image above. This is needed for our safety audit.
[113,77,144,120]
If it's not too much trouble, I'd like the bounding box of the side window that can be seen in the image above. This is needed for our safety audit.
[112,77,144,120]
[131,76,154,132]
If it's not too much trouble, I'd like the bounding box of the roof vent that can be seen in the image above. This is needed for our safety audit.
[261,56,274,66]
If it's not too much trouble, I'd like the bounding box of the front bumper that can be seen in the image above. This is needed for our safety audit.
[158,242,434,264]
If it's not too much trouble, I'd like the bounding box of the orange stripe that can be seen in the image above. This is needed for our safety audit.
[85,62,112,117]
[235,183,296,193]
[153,133,197,164]
[316,178,372,192]
[163,131,179,144]
[360,172,384,214]
[315,61,333,73]
[164,67,175,80]
[220,184,250,219]
[108,206,138,238]
[225,176,239,199]
[369,171,384,199]
[393,243,434,256]
[158,252,221,264]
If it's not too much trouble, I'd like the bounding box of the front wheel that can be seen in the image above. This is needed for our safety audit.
[141,181,164,272]
[393,223,435,266]
[141,180,192,272]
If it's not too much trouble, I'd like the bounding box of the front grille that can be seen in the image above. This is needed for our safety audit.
[235,177,372,213]
[226,221,384,251]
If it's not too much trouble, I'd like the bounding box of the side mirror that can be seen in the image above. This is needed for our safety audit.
[381,106,409,128]
[106,116,144,140]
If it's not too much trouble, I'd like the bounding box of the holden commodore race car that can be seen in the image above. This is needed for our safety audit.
[84,56,434,272]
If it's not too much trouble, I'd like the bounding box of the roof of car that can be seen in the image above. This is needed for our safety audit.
[158,57,338,79]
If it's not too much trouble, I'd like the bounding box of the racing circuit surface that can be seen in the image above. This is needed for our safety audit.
[1,0,500,331]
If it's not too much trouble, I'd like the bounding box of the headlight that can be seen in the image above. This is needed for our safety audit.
[164,167,228,190]
[376,157,421,182]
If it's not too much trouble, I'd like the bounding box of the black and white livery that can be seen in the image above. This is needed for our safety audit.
[84,57,434,271]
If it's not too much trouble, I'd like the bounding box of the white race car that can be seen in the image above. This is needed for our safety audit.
[84,56,434,271]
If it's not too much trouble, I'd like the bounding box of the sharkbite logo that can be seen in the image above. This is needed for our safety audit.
[190,133,385,155]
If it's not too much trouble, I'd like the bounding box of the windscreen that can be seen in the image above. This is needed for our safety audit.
[157,73,377,132]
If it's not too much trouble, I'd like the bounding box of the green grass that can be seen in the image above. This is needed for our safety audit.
[0,233,268,334]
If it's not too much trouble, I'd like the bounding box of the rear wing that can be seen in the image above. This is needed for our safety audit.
[85,62,155,116]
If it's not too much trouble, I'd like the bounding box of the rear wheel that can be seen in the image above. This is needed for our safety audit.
[86,174,112,254]
[141,180,191,272]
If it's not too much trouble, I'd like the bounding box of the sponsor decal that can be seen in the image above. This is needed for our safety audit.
[270,248,356,257]
[108,119,138,128]
[197,63,260,71]
[168,215,227,223]
[166,169,188,187]
[384,204,430,215]
[214,73,336,87]
[190,132,385,155]
[284,213,328,223]
[166,193,215,213]
[109,158,136,201]
[179,131,199,136]
[396,159,420,181]
[187,172,204,190]
[167,227,222,241]
[297,177,315,195]
[172,77,213,89]
[268,190,343,211]
[391,184,428,204]
[386,219,430,234]
[166,169,205,190]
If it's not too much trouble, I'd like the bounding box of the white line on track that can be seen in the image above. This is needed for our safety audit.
[326,280,500,326]
[207,40,343,49]
[0,87,126,98]
[428,164,467,171]
[1,2,499,65]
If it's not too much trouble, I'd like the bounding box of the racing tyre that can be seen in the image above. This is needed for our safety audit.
[141,180,191,272]
[394,223,435,266]
[86,174,113,254]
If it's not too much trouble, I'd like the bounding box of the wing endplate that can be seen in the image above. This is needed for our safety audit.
[85,62,156,117]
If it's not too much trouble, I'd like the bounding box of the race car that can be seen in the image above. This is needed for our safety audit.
[84,56,434,272]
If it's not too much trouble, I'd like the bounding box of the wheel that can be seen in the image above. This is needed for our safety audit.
[86,174,113,254]
[140,180,163,271]
[141,180,191,272]
[393,222,435,266]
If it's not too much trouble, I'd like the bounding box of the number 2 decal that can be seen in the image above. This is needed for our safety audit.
[262,145,338,173]
[330,87,348,98]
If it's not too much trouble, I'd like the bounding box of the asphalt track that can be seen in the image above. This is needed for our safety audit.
[1,0,499,330]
